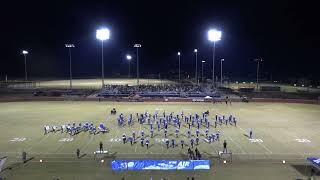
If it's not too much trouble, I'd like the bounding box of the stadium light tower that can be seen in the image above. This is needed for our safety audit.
[65,44,75,90]
[177,52,181,82]
[201,60,205,82]
[220,58,224,86]
[134,44,141,86]
[208,29,222,87]
[254,58,263,91]
[96,28,110,88]
[126,55,132,78]
[22,50,29,81]
[194,49,198,84]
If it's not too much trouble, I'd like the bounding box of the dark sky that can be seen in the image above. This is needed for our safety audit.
[1,1,319,81]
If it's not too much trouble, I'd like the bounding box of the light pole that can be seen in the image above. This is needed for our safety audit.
[254,58,263,91]
[208,29,222,87]
[96,28,110,88]
[177,52,181,82]
[201,60,205,82]
[194,49,198,84]
[134,44,141,86]
[65,44,75,90]
[220,58,224,86]
[22,50,28,81]
[126,55,132,78]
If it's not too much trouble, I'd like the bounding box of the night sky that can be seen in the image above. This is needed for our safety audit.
[1,1,319,82]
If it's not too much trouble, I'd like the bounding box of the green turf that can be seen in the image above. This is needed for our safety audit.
[0,101,319,179]
[228,82,320,93]
[37,78,176,89]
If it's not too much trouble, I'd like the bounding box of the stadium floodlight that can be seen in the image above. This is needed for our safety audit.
[254,58,263,91]
[134,44,142,86]
[194,49,198,84]
[220,59,225,86]
[96,28,110,88]
[177,51,181,82]
[65,44,75,48]
[201,60,205,82]
[208,29,222,42]
[65,44,75,90]
[22,50,29,81]
[96,28,110,41]
[126,55,132,78]
[208,29,222,87]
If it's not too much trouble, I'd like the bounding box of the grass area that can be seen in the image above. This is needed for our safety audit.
[0,101,320,179]
[37,78,176,89]
[228,82,320,93]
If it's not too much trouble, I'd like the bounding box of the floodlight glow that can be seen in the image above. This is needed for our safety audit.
[202,60,205,63]
[221,59,225,61]
[22,50,28,55]
[194,49,198,53]
[223,160,227,164]
[101,159,104,163]
[65,44,75,48]
[208,29,222,42]
[39,159,43,163]
[282,160,286,164]
[96,28,110,41]
[126,55,132,60]
[177,52,181,56]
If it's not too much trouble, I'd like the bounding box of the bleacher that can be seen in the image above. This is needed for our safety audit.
[97,84,221,98]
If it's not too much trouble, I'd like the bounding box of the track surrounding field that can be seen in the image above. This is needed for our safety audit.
[0,101,320,179]
[37,78,176,89]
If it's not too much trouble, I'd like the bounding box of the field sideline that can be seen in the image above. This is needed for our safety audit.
[0,101,320,179]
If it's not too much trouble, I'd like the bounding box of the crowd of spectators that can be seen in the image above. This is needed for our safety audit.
[97,84,219,97]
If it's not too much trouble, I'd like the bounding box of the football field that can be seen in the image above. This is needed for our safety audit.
[0,101,320,179]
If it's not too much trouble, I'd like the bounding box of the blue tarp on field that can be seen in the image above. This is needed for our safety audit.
[111,160,210,170]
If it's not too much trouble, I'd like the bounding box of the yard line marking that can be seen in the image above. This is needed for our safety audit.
[258,142,273,154]
[80,134,94,151]
[228,136,246,154]
[134,144,137,153]
[238,125,272,154]
[26,134,51,151]
[238,125,246,134]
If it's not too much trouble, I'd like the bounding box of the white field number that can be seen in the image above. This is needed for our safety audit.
[59,138,74,142]
[249,138,263,143]
[155,138,166,143]
[9,137,26,142]
[295,138,311,143]
[110,138,121,142]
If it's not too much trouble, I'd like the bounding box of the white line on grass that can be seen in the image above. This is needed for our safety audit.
[80,134,94,151]
[238,125,272,154]
[228,136,246,154]
[26,133,51,152]
[258,142,273,154]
